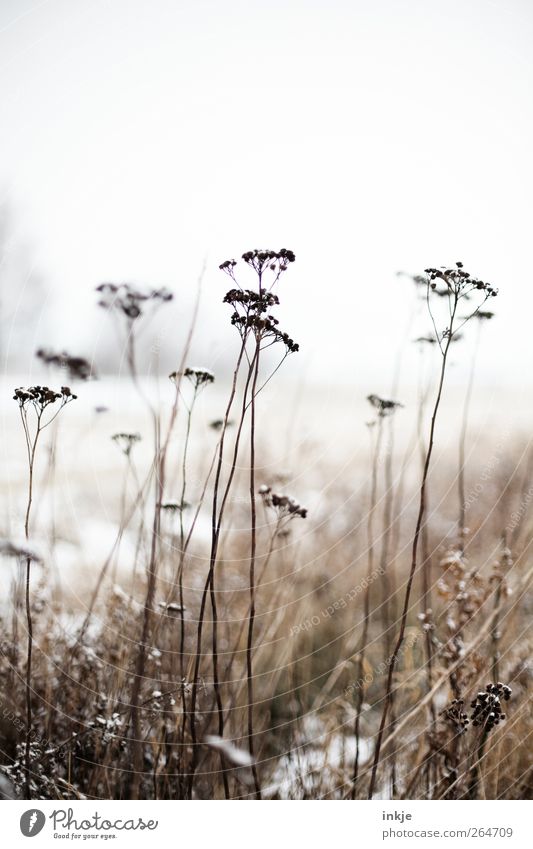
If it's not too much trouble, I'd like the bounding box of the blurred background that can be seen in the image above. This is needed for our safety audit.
[0,0,532,395]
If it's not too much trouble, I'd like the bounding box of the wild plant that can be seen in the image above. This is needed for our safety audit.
[188,249,298,798]
[3,250,526,803]
[351,393,401,798]
[368,263,497,797]
[467,682,511,798]
[13,385,76,797]
[96,279,187,798]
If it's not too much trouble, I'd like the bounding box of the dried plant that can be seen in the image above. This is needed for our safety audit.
[4,250,529,805]
[13,385,76,797]
[353,393,400,797]
[36,348,94,381]
[369,263,498,797]
[188,249,298,799]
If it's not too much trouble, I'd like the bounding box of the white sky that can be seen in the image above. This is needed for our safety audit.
[1,0,532,391]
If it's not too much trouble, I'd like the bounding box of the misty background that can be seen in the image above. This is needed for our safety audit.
[1,0,532,400]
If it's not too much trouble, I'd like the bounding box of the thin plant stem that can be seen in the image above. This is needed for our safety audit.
[368,287,459,799]
[23,419,41,800]
[246,338,262,797]
[188,339,248,798]
[458,320,482,551]
[352,415,383,797]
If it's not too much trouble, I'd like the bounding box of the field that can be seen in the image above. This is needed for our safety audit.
[0,253,531,800]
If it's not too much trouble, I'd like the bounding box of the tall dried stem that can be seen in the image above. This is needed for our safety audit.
[368,263,496,797]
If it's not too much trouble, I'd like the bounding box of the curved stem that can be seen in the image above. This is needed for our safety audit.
[368,289,459,799]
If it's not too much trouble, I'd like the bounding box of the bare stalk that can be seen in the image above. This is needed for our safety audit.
[368,285,460,798]
[352,414,383,797]
[23,420,40,800]
[246,339,262,797]
[188,340,248,797]
[458,320,481,550]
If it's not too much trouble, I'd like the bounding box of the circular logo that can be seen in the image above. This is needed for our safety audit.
[20,809,46,837]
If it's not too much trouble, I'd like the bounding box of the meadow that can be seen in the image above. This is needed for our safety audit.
[0,250,531,800]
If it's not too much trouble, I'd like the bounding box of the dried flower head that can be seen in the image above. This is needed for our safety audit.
[13,385,76,415]
[366,394,403,417]
[259,485,307,519]
[220,249,299,354]
[111,432,141,456]
[96,283,173,320]
[36,348,94,381]
[470,682,511,731]
[442,698,469,734]
[424,263,498,298]
[220,248,295,277]
[169,367,214,390]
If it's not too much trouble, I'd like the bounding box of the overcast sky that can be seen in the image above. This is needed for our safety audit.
[1,0,532,392]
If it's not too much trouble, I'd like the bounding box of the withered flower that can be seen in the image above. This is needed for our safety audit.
[470,682,511,731]
[96,282,173,320]
[366,394,403,418]
[259,485,307,519]
[36,348,94,381]
[111,432,141,457]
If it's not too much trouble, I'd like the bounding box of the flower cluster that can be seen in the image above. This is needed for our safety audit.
[220,249,299,354]
[96,283,173,320]
[258,485,307,519]
[13,385,76,413]
[220,248,295,277]
[169,367,214,390]
[424,263,498,298]
[366,394,403,418]
[222,289,280,311]
[442,698,469,734]
[232,316,299,353]
[36,348,94,381]
[470,683,511,731]
[111,432,141,456]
